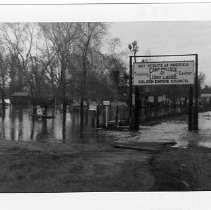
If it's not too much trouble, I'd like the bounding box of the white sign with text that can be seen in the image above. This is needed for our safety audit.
[133,61,194,85]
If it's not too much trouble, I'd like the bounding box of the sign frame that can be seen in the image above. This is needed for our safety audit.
[132,60,195,86]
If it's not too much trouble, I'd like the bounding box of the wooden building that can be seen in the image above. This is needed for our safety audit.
[10,92,30,105]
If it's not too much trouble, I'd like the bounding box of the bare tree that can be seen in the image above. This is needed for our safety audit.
[40,23,81,133]
[0,23,38,92]
[0,52,9,115]
[108,38,121,54]
[41,35,60,93]
[77,22,107,128]
[128,40,140,129]
[128,40,139,62]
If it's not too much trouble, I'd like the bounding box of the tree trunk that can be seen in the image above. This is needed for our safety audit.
[96,105,100,128]
[115,105,119,127]
[80,56,87,130]
[85,99,89,126]
[80,97,84,130]
[61,57,67,138]
[0,87,5,117]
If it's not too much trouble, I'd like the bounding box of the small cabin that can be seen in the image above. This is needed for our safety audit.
[201,93,211,104]
[110,101,128,108]
[10,92,30,105]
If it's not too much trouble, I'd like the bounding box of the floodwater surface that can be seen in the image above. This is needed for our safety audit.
[105,112,211,148]
[0,106,103,144]
[1,106,211,149]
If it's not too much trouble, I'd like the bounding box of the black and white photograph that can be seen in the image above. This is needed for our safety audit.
[1,1,211,210]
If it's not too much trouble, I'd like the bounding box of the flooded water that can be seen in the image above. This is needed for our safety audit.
[102,112,211,149]
[1,106,211,149]
[0,106,107,144]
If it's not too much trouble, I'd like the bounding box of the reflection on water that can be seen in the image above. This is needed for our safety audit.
[0,106,105,143]
[1,106,211,149]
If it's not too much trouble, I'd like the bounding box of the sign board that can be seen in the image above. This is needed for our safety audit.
[37,107,43,116]
[133,61,194,86]
[103,101,110,106]
[148,96,154,103]
[89,105,97,111]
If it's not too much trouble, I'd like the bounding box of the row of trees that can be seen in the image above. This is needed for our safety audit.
[0,23,129,112]
[0,23,207,126]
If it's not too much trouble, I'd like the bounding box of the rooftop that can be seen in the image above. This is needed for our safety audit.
[11,92,29,97]
[201,94,211,98]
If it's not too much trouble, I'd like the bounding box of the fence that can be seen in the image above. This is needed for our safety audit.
[84,105,188,128]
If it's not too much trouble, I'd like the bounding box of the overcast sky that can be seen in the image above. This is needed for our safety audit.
[108,21,211,85]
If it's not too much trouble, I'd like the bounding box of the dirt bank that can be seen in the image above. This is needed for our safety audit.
[0,141,210,192]
[150,146,211,191]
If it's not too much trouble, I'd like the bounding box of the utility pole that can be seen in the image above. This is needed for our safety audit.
[128,41,140,131]
[129,56,140,131]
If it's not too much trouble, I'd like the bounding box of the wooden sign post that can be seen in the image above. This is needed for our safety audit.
[129,54,198,131]
[103,101,110,128]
